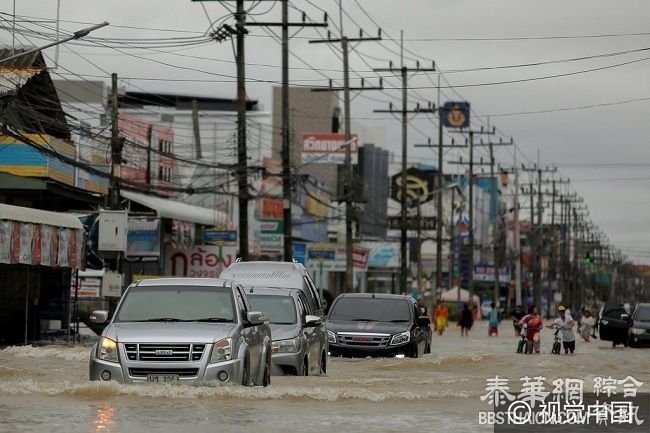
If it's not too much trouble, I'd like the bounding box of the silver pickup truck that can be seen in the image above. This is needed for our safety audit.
[88,278,272,386]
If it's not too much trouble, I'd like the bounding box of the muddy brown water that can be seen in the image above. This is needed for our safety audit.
[0,321,647,433]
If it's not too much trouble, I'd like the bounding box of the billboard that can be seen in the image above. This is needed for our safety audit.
[359,241,402,268]
[301,133,358,164]
[127,217,160,258]
[164,245,236,278]
[390,167,436,206]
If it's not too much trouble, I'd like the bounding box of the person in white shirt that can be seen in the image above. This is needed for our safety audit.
[546,305,576,354]
[579,309,596,342]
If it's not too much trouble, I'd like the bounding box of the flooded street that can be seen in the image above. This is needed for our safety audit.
[1,321,648,433]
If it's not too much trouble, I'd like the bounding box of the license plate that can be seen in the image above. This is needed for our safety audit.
[147,374,179,384]
[352,336,372,342]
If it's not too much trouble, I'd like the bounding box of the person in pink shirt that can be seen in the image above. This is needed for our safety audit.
[518,305,544,354]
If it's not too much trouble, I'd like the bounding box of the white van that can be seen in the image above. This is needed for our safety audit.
[220,261,325,316]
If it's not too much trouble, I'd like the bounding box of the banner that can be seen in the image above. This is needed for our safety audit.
[0,220,12,263]
[164,245,236,278]
[40,224,53,267]
[18,223,34,264]
[305,243,369,272]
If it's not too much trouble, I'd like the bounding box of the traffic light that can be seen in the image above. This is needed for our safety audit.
[584,252,593,265]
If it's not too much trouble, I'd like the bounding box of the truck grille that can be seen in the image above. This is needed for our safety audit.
[336,333,390,347]
[124,344,206,362]
[129,368,199,378]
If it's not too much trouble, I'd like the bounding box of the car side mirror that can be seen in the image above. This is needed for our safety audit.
[417,316,431,326]
[246,311,266,326]
[89,310,109,324]
[621,314,630,321]
[304,315,322,327]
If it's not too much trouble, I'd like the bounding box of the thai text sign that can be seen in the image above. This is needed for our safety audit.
[301,133,358,164]
[164,245,236,278]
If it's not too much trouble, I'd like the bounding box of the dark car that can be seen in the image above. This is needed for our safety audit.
[326,293,432,358]
[598,303,631,346]
[628,303,650,348]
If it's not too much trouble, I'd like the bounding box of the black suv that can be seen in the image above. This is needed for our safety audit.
[326,293,432,358]
[628,303,650,348]
[598,303,631,346]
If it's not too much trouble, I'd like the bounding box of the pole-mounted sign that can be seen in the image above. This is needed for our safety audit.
[440,101,470,129]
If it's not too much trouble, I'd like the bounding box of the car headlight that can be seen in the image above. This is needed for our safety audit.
[97,337,118,362]
[327,330,336,344]
[631,328,646,335]
[390,331,410,346]
[272,337,300,353]
[210,338,232,363]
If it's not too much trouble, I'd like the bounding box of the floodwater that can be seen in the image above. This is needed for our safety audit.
[1,321,648,433]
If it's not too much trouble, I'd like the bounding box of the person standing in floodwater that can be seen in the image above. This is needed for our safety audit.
[518,305,543,354]
[459,304,473,337]
[488,302,500,336]
[434,302,449,336]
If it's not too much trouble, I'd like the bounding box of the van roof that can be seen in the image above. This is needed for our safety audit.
[220,261,306,288]
[133,278,236,288]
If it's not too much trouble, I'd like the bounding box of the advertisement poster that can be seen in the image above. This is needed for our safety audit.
[127,217,161,257]
[18,223,33,264]
[306,243,369,273]
[40,224,52,267]
[0,220,12,263]
[164,245,236,278]
[57,228,69,267]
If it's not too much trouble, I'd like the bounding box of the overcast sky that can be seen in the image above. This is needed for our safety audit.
[2,0,650,263]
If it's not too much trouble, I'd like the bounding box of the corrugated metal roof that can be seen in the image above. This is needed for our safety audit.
[0,203,84,229]
[121,190,228,226]
[0,48,46,69]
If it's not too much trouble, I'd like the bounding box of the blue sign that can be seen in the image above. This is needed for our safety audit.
[292,242,307,265]
[203,230,237,244]
[441,101,470,128]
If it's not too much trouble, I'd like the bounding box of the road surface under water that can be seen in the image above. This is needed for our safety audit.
[0,321,648,433]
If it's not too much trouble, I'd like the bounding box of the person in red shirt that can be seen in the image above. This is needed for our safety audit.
[518,305,543,354]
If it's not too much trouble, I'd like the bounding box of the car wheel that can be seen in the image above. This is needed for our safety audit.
[262,351,271,387]
[301,358,309,376]
[409,342,419,358]
[242,354,251,386]
[319,351,327,376]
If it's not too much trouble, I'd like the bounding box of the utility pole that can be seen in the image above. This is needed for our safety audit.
[446,127,498,303]
[249,2,327,262]
[373,36,435,295]
[488,138,512,308]
[235,0,249,260]
[192,99,202,159]
[108,73,122,210]
[414,137,467,294]
[310,24,381,293]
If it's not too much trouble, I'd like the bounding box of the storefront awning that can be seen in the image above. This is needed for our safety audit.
[0,203,84,229]
[122,190,228,226]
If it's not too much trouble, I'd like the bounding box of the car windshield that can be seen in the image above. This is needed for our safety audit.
[248,294,297,325]
[328,297,411,322]
[634,307,650,322]
[115,285,235,323]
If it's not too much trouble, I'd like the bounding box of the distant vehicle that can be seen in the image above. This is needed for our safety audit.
[88,278,272,386]
[247,287,328,376]
[220,261,331,315]
[598,303,630,346]
[628,303,650,348]
[326,293,432,358]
